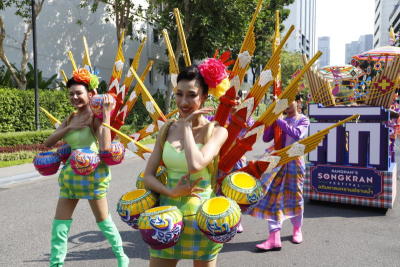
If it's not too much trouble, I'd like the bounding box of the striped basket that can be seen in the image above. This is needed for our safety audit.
[100,141,125,166]
[136,166,168,189]
[70,148,100,176]
[117,189,157,229]
[56,144,71,164]
[222,171,264,211]
[138,206,184,249]
[33,151,61,176]
[196,196,241,243]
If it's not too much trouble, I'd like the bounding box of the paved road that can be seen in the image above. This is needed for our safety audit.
[1,141,399,267]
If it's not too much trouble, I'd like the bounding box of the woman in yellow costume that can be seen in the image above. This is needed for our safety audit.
[44,69,129,267]
[143,59,229,267]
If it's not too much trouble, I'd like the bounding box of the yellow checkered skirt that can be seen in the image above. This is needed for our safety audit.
[58,159,111,200]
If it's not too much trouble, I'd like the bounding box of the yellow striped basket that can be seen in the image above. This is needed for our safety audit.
[136,166,168,189]
[117,189,157,229]
[196,196,241,243]
[138,206,183,249]
[222,171,264,207]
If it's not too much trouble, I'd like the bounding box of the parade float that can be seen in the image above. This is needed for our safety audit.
[303,46,400,209]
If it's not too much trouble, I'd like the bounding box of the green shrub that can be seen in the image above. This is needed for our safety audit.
[0,150,38,161]
[0,87,74,132]
[0,130,53,146]
[0,87,167,133]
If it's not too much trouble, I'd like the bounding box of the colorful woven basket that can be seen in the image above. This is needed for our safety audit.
[70,148,100,176]
[117,189,157,229]
[196,196,241,243]
[136,166,168,189]
[138,206,183,249]
[222,172,264,209]
[89,94,116,119]
[33,151,61,176]
[56,144,71,164]
[100,141,125,165]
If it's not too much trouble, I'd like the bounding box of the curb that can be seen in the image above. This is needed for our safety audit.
[0,171,44,187]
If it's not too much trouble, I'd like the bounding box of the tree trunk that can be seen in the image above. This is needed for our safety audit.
[0,16,25,89]
[19,24,32,89]
[251,66,257,85]
[0,1,45,90]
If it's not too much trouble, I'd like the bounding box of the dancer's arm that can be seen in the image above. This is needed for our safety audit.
[94,98,113,151]
[276,116,310,141]
[43,119,70,148]
[263,124,275,143]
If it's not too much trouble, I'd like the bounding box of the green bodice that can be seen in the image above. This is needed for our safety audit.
[64,127,98,151]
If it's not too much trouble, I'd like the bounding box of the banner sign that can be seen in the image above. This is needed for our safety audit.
[308,104,389,171]
[310,165,383,198]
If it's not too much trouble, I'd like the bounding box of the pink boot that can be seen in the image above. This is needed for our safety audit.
[237,223,244,233]
[292,226,303,244]
[256,230,282,251]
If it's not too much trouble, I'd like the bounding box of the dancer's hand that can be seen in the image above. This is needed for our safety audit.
[168,175,204,198]
[182,107,214,125]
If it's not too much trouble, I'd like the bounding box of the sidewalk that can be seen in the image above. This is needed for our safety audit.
[0,162,37,179]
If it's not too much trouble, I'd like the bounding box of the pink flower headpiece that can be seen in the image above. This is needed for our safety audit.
[198,51,233,98]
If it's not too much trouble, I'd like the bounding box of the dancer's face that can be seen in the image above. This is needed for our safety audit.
[284,101,297,116]
[175,79,207,118]
[68,84,93,109]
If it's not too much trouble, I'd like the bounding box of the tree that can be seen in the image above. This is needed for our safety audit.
[280,50,303,88]
[249,1,292,84]
[0,0,45,89]
[80,0,147,42]
[81,0,295,112]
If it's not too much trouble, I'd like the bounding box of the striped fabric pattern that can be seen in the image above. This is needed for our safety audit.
[59,160,111,200]
[304,164,397,209]
[248,158,305,222]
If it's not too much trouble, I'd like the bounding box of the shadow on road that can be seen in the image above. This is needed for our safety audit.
[304,199,388,219]
[26,230,149,264]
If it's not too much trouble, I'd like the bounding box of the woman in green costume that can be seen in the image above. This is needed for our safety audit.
[44,68,129,267]
[143,63,229,267]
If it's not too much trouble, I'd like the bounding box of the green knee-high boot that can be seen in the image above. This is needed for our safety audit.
[97,215,129,267]
[49,219,72,267]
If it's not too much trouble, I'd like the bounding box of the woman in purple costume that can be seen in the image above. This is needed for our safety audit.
[248,100,309,251]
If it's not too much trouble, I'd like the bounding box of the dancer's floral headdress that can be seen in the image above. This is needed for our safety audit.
[72,68,99,91]
[198,57,231,99]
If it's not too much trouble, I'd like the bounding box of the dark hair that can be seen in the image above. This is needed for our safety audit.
[66,78,89,91]
[177,65,208,95]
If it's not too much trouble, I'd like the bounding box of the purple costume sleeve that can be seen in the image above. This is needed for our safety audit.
[276,116,310,141]
[263,124,274,142]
